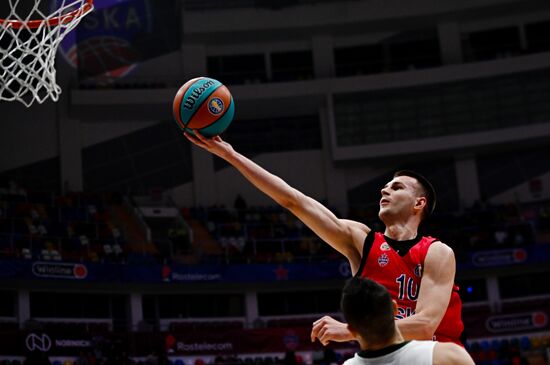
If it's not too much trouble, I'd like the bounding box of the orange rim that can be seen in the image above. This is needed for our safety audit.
[0,0,93,29]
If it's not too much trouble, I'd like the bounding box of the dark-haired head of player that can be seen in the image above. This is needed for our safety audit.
[341,277,399,349]
[379,170,436,229]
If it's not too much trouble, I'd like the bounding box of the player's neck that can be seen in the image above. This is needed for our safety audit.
[360,329,405,351]
[384,223,418,241]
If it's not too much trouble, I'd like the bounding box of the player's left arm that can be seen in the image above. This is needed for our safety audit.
[395,241,456,340]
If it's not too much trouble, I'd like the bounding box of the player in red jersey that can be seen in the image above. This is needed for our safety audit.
[312,170,464,346]
[184,132,464,346]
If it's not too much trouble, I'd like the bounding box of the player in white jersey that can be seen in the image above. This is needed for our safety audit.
[341,277,474,365]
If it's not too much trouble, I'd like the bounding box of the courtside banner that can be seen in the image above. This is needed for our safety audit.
[0,259,352,283]
[463,298,550,337]
[2,244,550,283]
[460,245,550,270]
[0,332,95,356]
[163,327,354,354]
[0,327,354,356]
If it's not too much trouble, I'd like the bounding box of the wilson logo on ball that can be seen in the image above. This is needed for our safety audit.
[183,79,216,110]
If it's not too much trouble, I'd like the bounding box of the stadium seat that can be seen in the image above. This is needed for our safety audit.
[21,248,32,259]
[520,336,531,351]
[103,244,113,255]
[50,250,62,261]
[530,336,542,349]
[41,249,51,260]
[490,339,501,351]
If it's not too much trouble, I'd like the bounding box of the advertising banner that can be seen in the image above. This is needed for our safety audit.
[0,328,354,356]
[463,300,550,338]
[0,260,352,283]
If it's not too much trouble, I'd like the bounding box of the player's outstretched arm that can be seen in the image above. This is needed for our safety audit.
[433,342,475,365]
[395,241,456,340]
[184,131,368,270]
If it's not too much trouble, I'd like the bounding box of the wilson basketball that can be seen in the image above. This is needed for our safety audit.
[172,77,235,137]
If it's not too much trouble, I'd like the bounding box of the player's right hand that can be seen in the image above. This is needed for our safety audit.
[184,130,234,159]
[311,316,355,346]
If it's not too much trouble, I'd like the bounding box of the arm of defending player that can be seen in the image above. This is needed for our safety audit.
[310,316,355,345]
[184,132,369,270]
[395,241,456,340]
[433,342,475,365]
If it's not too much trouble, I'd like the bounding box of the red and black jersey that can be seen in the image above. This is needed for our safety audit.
[355,231,464,345]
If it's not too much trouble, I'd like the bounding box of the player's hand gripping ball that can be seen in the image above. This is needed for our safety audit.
[173,77,235,137]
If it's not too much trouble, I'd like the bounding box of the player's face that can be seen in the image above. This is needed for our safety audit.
[378,176,422,222]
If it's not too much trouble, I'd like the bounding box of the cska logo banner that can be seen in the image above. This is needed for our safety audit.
[54,0,179,79]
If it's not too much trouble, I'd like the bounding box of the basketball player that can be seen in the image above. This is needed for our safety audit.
[341,277,473,365]
[184,132,464,345]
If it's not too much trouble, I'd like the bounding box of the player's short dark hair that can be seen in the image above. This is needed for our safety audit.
[394,170,436,218]
[341,277,396,344]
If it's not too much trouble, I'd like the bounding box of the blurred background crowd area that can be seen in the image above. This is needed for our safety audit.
[0,181,548,265]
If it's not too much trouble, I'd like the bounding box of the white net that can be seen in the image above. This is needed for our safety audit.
[0,0,93,107]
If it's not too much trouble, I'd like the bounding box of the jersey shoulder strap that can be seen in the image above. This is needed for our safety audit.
[354,231,381,277]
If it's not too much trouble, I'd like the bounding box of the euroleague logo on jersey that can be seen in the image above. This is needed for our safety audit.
[414,264,423,277]
[380,243,391,251]
[378,253,389,267]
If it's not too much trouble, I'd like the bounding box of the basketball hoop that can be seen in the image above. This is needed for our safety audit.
[0,0,94,107]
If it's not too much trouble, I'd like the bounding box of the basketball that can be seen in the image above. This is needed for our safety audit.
[172,77,235,137]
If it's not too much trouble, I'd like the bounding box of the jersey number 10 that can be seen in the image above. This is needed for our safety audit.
[396,274,419,301]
